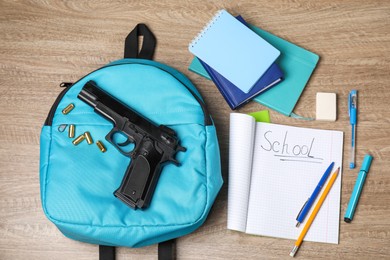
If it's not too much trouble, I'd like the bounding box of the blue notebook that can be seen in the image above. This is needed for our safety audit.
[188,9,280,93]
[189,20,320,117]
[197,15,283,110]
[199,59,283,109]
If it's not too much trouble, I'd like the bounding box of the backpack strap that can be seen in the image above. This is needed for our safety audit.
[124,23,156,60]
[158,239,176,260]
[99,245,115,260]
[98,240,175,260]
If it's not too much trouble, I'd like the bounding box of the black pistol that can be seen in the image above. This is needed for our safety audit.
[77,80,186,209]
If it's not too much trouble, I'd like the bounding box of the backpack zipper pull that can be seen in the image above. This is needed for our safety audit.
[59,82,73,88]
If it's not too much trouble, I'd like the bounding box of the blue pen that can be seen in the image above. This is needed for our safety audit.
[349,90,358,169]
[295,162,335,227]
[344,154,373,223]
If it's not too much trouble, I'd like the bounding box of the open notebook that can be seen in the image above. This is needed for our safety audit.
[228,113,343,244]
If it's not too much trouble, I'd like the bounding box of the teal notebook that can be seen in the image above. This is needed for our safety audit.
[188,10,280,93]
[189,24,320,117]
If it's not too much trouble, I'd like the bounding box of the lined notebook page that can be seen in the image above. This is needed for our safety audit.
[227,113,256,231]
[245,122,343,244]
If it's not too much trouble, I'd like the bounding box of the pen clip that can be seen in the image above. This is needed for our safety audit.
[296,198,309,220]
[349,90,357,123]
[348,92,352,117]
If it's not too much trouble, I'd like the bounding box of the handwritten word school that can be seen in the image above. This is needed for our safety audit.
[261,131,323,163]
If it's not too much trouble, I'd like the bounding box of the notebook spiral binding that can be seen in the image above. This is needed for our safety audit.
[189,10,224,49]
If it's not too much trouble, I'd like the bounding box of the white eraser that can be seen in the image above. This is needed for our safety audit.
[316,92,337,121]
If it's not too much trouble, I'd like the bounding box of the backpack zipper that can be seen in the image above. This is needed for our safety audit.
[44,82,73,125]
[44,63,212,126]
[59,82,73,88]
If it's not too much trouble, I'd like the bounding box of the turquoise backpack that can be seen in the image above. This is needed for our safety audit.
[39,24,223,259]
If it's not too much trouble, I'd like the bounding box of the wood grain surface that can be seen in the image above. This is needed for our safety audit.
[1,0,389,259]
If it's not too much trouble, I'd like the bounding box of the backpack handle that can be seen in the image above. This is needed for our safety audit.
[124,23,156,60]
[99,240,176,260]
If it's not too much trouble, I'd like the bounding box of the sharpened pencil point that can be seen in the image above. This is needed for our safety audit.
[296,221,300,228]
[290,245,299,257]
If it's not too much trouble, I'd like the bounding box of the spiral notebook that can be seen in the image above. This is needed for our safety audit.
[188,10,280,93]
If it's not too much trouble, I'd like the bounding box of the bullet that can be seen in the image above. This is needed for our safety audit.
[68,124,75,138]
[84,131,93,144]
[96,140,106,153]
[62,103,75,115]
[72,134,85,145]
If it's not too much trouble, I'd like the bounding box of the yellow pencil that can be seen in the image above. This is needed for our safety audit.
[290,167,340,257]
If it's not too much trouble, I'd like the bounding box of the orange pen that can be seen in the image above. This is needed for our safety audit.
[290,167,340,257]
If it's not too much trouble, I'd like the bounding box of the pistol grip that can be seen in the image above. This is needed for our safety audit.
[114,143,163,209]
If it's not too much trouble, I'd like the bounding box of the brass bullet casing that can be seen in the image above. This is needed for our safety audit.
[68,124,75,138]
[72,134,85,145]
[84,131,93,144]
[62,103,75,115]
[96,140,106,153]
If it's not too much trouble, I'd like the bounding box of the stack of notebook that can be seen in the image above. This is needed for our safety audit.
[188,10,320,116]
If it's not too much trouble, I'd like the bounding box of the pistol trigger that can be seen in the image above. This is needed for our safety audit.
[118,138,132,147]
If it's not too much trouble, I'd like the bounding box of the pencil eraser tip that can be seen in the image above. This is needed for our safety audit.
[290,246,298,257]
[350,163,355,169]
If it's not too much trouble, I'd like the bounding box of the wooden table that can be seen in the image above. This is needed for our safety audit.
[1,1,389,259]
